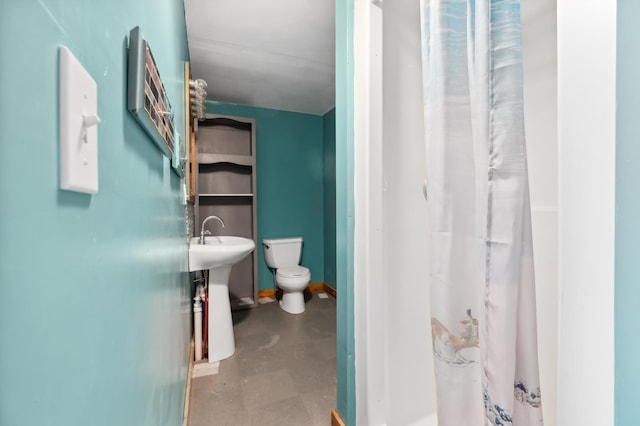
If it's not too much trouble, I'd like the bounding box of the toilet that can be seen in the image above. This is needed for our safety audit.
[263,237,311,314]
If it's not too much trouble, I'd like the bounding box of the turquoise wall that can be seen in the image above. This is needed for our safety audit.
[335,0,356,423]
[615,1,640,424]
[206,102,325,290]
[323,108,337,289]
[0,1,191,426]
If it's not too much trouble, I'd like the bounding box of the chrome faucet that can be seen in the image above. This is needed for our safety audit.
[200,215,225,244]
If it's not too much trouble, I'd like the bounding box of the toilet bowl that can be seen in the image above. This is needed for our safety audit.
[263,237,311,314]
[276,266,311,314]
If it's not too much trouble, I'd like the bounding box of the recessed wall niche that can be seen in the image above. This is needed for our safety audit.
[196,115,258,309]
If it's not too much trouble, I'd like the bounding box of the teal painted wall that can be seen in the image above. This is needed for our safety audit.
[335,0,356,423]
[323,108,337,289]
[615,1,640,424]
[0,2,191,426]
[206,102,325,290]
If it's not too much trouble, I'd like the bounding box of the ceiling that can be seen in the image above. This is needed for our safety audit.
[184,0,335,116]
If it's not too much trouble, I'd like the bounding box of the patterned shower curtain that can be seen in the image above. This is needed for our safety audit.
[420,1,543,425]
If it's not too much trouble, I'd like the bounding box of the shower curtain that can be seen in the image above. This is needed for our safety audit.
[420,1,543,425]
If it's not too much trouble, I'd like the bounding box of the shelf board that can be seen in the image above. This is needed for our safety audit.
[197,153,253,166]
[198,193,254,197]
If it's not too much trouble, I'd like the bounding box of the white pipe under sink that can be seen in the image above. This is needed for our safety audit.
[193,295,203,361]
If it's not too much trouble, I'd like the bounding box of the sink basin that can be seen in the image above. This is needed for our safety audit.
[189,236,255,272]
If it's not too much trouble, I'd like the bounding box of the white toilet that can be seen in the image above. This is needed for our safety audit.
[263,237,311,314]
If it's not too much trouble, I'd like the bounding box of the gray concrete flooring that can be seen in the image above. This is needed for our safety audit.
[188,292,337,426]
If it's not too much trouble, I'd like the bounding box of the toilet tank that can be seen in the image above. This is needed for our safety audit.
[263,237,303,268]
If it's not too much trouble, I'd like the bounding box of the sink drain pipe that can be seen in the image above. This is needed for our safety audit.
[203,270,209,358]
[193,274,206,361]
[193,295,203,361]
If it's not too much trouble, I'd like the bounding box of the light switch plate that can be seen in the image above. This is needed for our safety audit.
[59,47,99,194]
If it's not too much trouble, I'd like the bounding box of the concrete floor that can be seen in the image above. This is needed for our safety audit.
[188,292,337,426]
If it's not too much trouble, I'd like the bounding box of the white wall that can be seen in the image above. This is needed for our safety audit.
[557,1,616,425]
[382,0,437,425]
[353,0,386,424]
[354,0,437,424]
[354,0,438,423]
[520,1,558,424]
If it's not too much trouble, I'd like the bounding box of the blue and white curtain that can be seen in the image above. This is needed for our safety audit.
[420,1,544,424]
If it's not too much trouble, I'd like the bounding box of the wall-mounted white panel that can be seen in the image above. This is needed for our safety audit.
[59,47,99,194]
[354,0,385,424]
[520,1,558,424]
[382,0,437,424]
[557,1,616,425]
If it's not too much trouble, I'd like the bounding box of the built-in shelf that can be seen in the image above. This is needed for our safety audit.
[199,193,254,197]
[196,114,258,310]
[197,153,253,167]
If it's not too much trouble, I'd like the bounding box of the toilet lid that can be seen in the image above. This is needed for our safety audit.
[277,266,310,277]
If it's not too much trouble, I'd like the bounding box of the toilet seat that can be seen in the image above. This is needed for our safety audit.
[276,266,310,278]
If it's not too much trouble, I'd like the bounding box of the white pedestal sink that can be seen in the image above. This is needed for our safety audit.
[189,236,255,362]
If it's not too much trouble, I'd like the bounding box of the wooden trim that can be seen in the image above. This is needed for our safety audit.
[331,409,346,426]
[185,62,196,205]
[323,283,337,299]
[187,128,196,204]
[258,288,276,299]
[258,283,337,300]
[182,338,195,426]
[308,283,326,293]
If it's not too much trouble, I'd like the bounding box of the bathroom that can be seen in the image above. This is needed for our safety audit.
[184,0,337,423]
[0,0,637,426]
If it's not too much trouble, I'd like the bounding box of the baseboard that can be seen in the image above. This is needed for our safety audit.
[182,338,195,426]
[322,283,337,299]
[258,288,277,299]
[258,283,337,300]
[308,283,326,293]
[331,409,346,426]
